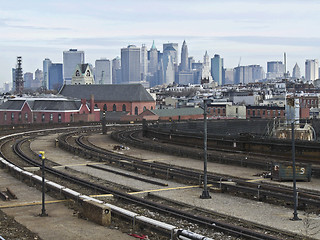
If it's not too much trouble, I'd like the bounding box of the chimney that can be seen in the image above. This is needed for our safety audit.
[90,95,94,113]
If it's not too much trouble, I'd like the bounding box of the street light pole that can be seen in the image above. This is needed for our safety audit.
[291,121,300,221]
[200,99,211,199]
[39,151,48,217]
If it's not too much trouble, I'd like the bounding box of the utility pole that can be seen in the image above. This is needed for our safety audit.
[200,99,211,199]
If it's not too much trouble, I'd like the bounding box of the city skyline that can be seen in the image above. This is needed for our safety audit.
[1,0,320,86]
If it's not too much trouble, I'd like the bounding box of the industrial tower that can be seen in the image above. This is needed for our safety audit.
[15,56,24,94]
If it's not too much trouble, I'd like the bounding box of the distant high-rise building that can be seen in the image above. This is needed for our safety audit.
[224,68,234,85]
[200,51,213,83]
[121,45,140,83]
[95,59,111,84]
[24,72,33,89]
[162,53,175,85]
[112,57,121,84]
[33,69,43,89]
[180,40,188,71]
[43,58,52,89]
[292,63,301,79]
[63,49,85,85]
[211,54,224,85]
[305,59,319,81]
[140,44,148,81]
[12,68,16,92]
[266,61,284,79]
[163,43,178,64]
[148,41,158,75]
[4,82,10,93]
[49,63,63,90]
[234,65,264,84]
[188,57,195,70]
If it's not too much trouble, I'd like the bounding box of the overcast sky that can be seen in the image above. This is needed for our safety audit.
[1,0,320,87]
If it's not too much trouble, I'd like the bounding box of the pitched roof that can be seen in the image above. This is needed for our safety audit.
[150,108,203,117]
[59,84,155,102]
[0,100,25,110]
[80,64,89,74]
[30,100,82,111]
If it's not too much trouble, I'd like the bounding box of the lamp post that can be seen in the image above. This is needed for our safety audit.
[291,120,300,221]
[39,151,48,217]
[200,99,211,199]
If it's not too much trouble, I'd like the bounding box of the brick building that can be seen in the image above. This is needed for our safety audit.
[0,97,100,125]
[246,105,285,119]
[59,84,155,120]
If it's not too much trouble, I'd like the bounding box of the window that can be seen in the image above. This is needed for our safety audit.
[278,110,281,116]
[273,110,276,116]
[223,108,225,114]
[18,113,22,121]
[103,104,107,111]
[257,110,260,116]
[50,113,53,122]
[42,114,45,122]
[70,114,73,122]
[218,108,220,114]
[236,108,238,114]
[113,104,116,112]
[122,104,126,112]
[263,110,265,116]
[58,114,62,123]
[151,106,153,110]
[135,106,138,115]
[143,106,146,111]
[25,113,28,121]
[4,113,6,121]
[76,70,80,76]
[33,114,37,122]
[247,110,250,115]
[267,110,270,115]
[11,113,14,121]
[252,110,255,117]
[86,70,90,76]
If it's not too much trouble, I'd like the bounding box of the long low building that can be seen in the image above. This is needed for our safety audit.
[0,97,100,125]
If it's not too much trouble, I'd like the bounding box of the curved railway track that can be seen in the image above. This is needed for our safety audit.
[109,128,320,210]
[0,126,293,240]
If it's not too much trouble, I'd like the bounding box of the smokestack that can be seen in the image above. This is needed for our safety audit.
[90,95,94,113]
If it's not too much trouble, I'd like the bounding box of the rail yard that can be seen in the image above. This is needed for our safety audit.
[0,122,320,240]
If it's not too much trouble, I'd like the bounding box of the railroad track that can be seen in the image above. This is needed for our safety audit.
[0,126,288,240]
[108,128,320,210]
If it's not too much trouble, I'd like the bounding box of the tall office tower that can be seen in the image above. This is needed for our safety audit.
[33,69,43,89]
[148,41,158,75]
[112,57,121,84]
[180,40,188,71]
[43,58,52,89]
[15,56,24,94]
[188,57,195,70]
[211,54,224,85]
[200,51,213,83]
[162,54,175,85]
[163,43,178,64]
[224,68,234,85]
[4,82,10,92]
[95,58,111,84]
[121,45,141,84]
[249,65,265,82]
[292,63,301,79]
[49,63,63,90]
[63,49,85,85]
[24,72,33,89]
[266,61,285,79]
[305,59,319,81]
[140,44,148,81]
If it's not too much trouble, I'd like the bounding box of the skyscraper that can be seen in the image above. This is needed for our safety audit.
[112,57,121,84]
[163,43,178,64]
[140,44,148,82]
[95,58,111,84]
[24,72,33,89]
[211,54,224,85]
[266,61,284,79]
[162,46,176,85]
[49,63,63,90]
[305,59,319,81]
[224,68,234,85]
[63,49,85,85]
[292,63,301,79]
[33,69,43,89]
[180,40,188,71]
[200,51,213,83]
[43,58,52,89]
[121,45,141,83]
